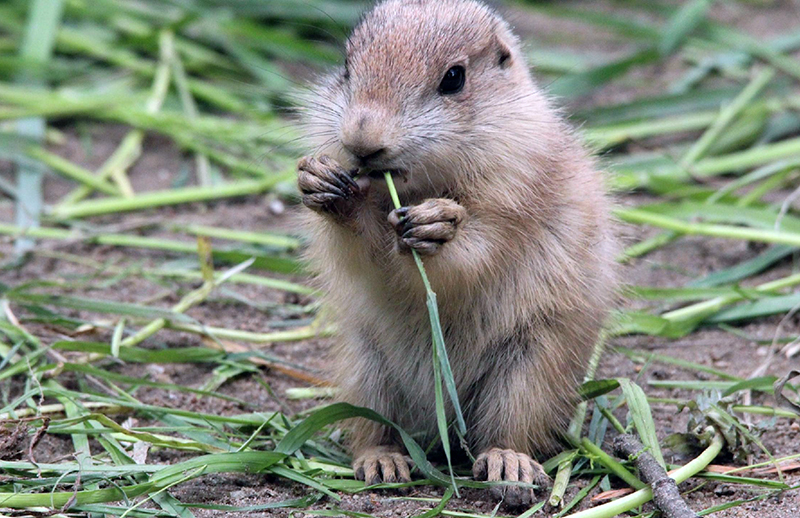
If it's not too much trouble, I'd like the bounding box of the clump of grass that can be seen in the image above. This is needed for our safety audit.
[1,0,800,517]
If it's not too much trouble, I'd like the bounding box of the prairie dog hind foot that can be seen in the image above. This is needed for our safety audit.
[473,448,551,507]
[353,445,413,486]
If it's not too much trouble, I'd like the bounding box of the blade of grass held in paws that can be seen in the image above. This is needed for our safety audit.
[384,171,467,493]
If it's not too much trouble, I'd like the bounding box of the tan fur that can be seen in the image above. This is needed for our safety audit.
[296,0,617,499]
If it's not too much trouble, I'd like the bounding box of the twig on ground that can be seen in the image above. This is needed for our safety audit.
[27,415,50,465]
[613,434,697,518]
[563,427,722,518]
[774,371,800,415]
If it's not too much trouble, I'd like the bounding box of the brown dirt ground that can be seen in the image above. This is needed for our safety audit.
[2,1,800,517]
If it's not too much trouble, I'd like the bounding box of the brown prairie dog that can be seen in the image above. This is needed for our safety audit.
[296,0,617,506]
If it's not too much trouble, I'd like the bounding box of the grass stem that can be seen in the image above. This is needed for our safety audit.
[383,171,467,494]
[50,173,291,220]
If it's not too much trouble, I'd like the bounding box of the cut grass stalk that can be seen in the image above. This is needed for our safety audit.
[56,30,173,206]
[578,85,744,126]
[618,231,679,263]
[578,437,645,490]
[617,208,800,247]
[25,146,121,195]
[0,89,142,121]
[586,111,719,149]
[549,457,574,509]
[179,224,301,251]
[50,173,292,219]
[166,29,212,187]
[13,0,65,254]
[0,402,124,420]
[153,269,314,296]
[0,223,300,273]
[681,67,774,167]
[615,347,741,381]
[166,322,334,344]
[617,272,800,337]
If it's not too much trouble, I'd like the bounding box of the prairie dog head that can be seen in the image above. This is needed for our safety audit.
[302,0,552,193]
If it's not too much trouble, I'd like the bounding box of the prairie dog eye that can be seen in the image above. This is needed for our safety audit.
[438,66,466,95]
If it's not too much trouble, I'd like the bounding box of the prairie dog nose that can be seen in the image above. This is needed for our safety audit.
[345,141,386,164]
[341,108,391,166]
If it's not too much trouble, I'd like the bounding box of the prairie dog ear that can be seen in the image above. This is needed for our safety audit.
[493,33,513,68]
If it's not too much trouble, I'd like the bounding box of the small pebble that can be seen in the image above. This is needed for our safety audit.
[714,485,735,496]
[268,198,285,215]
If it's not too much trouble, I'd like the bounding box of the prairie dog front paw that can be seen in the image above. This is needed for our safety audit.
[388,198,466,255]
[297,155,369,220]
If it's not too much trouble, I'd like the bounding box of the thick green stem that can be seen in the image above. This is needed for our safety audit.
[26,146,120,195]
[580,437,646,490]
[617,208,800,247]
[179,224,300,251]
[164,322,334,344]
[662,271,800,322]
[50,174,291,220]
[681,68,774,167]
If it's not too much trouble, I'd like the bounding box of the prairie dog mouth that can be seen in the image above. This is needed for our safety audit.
[364,169,407,181]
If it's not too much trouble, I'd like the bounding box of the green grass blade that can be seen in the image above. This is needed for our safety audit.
[618,379,665,467]
[659,0,714,56]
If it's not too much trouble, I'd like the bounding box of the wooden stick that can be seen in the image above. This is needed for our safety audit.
[613,434,697,518]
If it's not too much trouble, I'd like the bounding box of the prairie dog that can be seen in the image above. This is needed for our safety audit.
[297,0,616,505]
